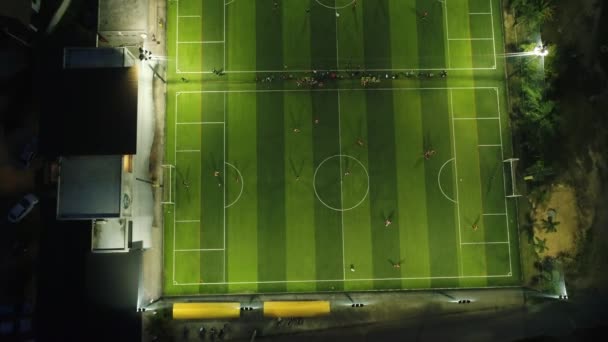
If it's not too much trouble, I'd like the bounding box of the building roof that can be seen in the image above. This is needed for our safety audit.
[57,155,123,219]
[41,67,138,156]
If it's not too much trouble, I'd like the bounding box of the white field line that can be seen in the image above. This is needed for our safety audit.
[452,117,499,120]
[177,41,224,44]
[335,7,340,69]
[449,90,464,277]
[495,88,513,276]
[223,0,226,70]
[177,122,225,125]
[489,0,498,68]
[448,38,493,41]
[173,273,513,286]
[478,144,501,147]
[173,93,178,284]
[337,91,346,281]
[178,15,201,18]
[175,248,225,252]
[223,92,227,282]
[177,86,498,94]
[438,158,458,204]
[461,241,509,245]
[176,150,201,153]
[176,1,179,74]
[443,0,451,68]
[176,219,201,223]
[176,66,497,74]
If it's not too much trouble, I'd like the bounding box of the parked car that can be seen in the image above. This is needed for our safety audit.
[7,194,39,223]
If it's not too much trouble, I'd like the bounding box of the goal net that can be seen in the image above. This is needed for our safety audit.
[161,164,175,204]
[503,158,521,198]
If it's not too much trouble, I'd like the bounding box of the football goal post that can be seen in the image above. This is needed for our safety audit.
[161,164,175,204]
[504,158,521,198]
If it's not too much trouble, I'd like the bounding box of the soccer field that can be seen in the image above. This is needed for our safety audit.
[163,0,521,296]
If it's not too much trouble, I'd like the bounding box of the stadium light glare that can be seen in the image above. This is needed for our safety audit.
[533,43,549,57]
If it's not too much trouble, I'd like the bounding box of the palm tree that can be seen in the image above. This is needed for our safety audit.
[534,236,548,253]
[541,217,560,233]
[511,0,555,28]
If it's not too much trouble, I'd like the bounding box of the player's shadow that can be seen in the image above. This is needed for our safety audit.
[485,162,500,196]
[288,157,305,179]
[289,111,302,131]
[466,214,481,226]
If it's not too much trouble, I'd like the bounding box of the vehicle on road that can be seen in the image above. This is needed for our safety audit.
[7,194,39,223]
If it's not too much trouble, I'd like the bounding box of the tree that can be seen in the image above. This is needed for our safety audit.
[534,236,549,253]
[541,217,560,233]
[511,0,555,29]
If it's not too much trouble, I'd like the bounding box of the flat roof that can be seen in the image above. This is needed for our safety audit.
[41,67,138,156]
[57,155,122,219]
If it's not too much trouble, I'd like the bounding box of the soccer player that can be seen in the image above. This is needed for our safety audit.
[385,218,392,227]
[293,128,301,133]
[214,171,220,177]
[356,138,365,147]
[350,264,356,272]
[472,224,478,231]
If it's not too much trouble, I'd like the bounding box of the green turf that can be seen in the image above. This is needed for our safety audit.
[162,0,521,295]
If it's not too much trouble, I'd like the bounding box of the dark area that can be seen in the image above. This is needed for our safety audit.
[40,68,138,156]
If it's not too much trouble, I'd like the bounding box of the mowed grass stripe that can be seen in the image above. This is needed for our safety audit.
[365,91,401,290]
[256,92,286,293]
[311,91,344,291]
[201,0,224,41]
[200,125,225,250]
[310,0,337,70]
[362,0,391,70]
[226,0,256,71]
[256,0,283,70]
[392,90,432,289]
[388,0,419,69]
[282,0,311,71]
[339,90,373,291]
[416,0,447,68]
[453,119,488,284]
[337,0,364,69]
[225,93,259,293]
[420,89,460,288]
[284,93,316,292]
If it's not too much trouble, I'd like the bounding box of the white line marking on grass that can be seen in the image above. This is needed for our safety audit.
[225,162,244,208]
[448,38,493,41]
[176,220,200,223]
[174,273,513,286]
[452,117,499,120]
[315,0,355,10]
[438,158,458,203]
[177,122,225,125]
[176,150,201,153]
[478,144,501,147]
[223,0,226,70]
[178,66,497,74]
[483,213,506,216]
[337,92,345,281]
[176,1,179,74]
[335,7,339,70]
[449,90,464,277]
[179,86,499,94]
[461,241,509,245]
[176,248,225,252]
[489,0,498,68]
[178,15,201,18]
[223,92,227,283]
[173,93,177,284]
[178,41,225,44]
[313,155,370,212]
[442,0,451,68]
[495,88,513,276]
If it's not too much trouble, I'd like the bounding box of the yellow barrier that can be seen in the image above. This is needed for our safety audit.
[172,302,241,320]
[263,301,330,318]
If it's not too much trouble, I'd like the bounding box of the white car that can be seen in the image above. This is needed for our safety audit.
[7,194,39,223]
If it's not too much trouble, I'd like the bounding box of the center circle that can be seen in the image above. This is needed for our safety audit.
[313,154,369,211]
[315,0,356,10]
